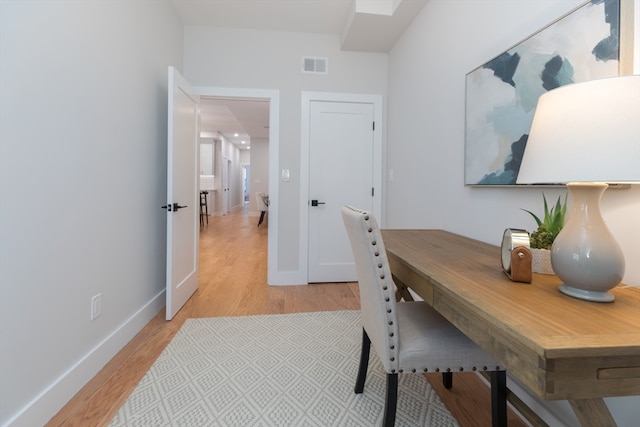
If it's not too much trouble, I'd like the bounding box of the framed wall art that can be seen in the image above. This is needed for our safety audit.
[464,0,632,186]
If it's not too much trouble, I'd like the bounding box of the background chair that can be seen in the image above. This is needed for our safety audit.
[199,191,209,227]
[255,192,269,227]
[341,205,507,427]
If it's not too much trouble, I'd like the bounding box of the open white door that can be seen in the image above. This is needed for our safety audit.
[165,66,200,320]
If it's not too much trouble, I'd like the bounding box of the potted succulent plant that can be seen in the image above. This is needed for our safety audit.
[521,194,567,274]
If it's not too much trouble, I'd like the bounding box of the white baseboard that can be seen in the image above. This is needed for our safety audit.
[268,269,308,286]
[4,292,165,427]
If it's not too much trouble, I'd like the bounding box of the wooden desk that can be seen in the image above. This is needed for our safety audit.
[381,229,640,427]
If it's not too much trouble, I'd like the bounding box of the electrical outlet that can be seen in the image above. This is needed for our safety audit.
[90,294,102,320]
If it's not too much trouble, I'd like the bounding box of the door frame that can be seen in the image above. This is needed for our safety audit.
[194,86,279,285]
[300,92,383,283]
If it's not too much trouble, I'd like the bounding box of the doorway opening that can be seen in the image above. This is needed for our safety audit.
[242,164,250,204]
[196,88,279,285]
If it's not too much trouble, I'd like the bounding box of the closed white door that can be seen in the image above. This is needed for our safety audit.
[222,157,230,215]
[308,101,375,283]
[165,67,199,320]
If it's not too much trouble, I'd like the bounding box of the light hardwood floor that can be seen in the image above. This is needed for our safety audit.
[47,207,527,426]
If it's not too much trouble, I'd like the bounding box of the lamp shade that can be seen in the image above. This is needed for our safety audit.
[516,75,640,185]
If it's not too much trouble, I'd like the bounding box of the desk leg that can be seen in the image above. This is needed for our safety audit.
[392,275,414,302]
[569,399,616,427]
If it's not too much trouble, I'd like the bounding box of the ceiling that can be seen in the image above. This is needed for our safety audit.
[171,0,427,149]
[199,98,270,149]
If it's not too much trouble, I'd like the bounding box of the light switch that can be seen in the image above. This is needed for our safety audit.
[281,169,290,182]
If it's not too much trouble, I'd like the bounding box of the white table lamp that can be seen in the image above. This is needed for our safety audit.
[517,75,640,302]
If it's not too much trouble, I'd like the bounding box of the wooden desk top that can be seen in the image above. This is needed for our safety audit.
[381,229,640,402]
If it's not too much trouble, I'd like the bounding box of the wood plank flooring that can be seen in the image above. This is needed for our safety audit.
[47,207,527,426]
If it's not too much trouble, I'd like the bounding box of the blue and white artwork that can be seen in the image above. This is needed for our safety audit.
[464,0,620,185]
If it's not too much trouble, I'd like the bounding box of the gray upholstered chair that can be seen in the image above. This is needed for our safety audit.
[341,205,507,427]
[255,192,268,227]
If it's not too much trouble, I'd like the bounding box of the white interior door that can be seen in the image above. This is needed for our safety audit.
[308,101,375,283]
[165,66,199,320]
[222,157,229,215]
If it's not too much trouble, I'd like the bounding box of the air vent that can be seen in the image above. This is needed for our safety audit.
[302,56,328,74]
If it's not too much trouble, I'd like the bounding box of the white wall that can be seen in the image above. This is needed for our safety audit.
[0,1,183,426]
[386,0,640,425]
[213,133,244,214]
[183,26,388,275]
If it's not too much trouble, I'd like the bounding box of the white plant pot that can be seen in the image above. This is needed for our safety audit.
[531,248,554,275]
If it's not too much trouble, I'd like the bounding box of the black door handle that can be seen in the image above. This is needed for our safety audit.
[161,203,187,212]
[311,200,326,207]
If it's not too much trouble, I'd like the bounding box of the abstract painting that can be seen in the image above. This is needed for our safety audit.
[464,0,621,185]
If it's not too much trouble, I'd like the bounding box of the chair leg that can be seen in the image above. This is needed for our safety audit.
[442,371,453,389]
[201,192,208,224]
[257,211,265,227]
[383,373,398,427]
[490,370,507,427]
[354,328,371,394]
[199,193,205,227]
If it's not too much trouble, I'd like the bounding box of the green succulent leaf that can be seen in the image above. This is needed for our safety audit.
[520,209,542,227]
[521,193,567,249]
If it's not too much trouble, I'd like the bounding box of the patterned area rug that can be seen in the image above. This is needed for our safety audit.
[110,310,458,426]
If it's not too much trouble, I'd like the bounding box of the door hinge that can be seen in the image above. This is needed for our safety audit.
[372,187,375,197]
[372,122,375,131]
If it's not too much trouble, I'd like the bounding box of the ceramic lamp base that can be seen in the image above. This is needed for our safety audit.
[559,284,615,303]
[552,183,624,303]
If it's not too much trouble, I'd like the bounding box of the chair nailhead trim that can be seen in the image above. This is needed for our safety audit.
[385,297,390,302]
[386,367,502,372]
[390,357,395,361]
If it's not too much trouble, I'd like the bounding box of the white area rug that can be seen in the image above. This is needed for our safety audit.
[110,310,458,426]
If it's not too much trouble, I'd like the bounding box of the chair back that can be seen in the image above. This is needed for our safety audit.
[256,192,268,211]
[341,205,399,372]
